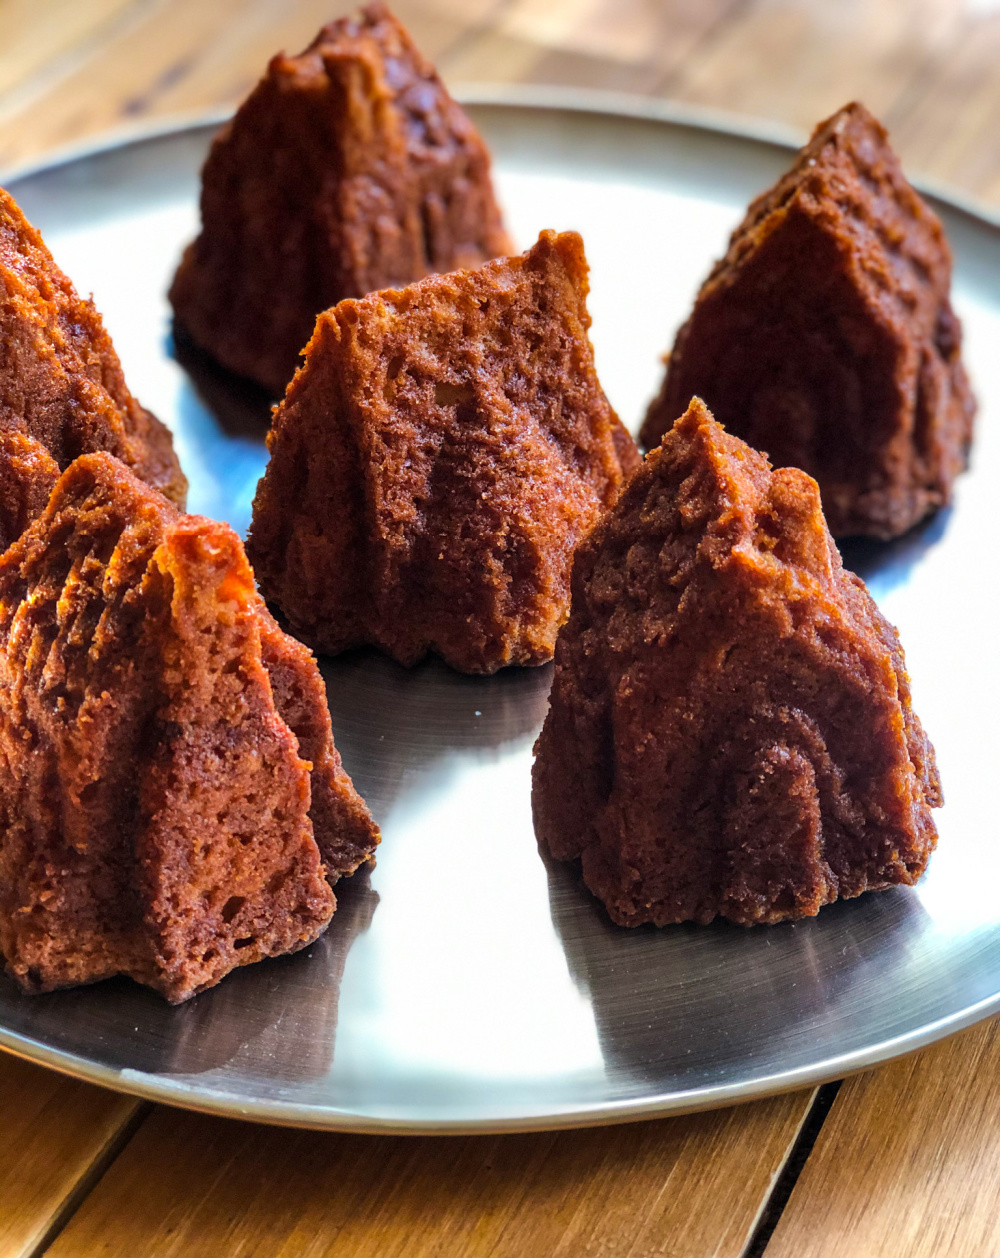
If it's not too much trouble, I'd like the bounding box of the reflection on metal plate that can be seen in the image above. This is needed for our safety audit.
[1,94,999,1132]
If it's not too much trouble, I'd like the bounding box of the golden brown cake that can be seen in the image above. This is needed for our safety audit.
[0,429,59,552]
[259,618,379,881]
[247,230,641,675]
[0,453,378,1003]
[0,185,186,526]
[533,398,941,928]
[169,2,513,397]
[640,103,975,539]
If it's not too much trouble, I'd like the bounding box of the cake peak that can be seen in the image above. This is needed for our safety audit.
[640,102,974,539]
[0,453,376,1002]
[248,230,639,674]
[169,4,512,396]
[534,401,940,927]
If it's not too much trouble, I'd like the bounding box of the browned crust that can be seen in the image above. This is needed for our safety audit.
[247,230,640,674]
[170,2,513,396]
[534,398,941,927]
[640,102,975,539]
[0,185,187,521]
[0,453,376,1002]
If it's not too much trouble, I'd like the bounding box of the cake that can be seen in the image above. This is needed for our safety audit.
[639,103,975,539]
[0,185,187,531]
[0,453,378,1002]
[169,2,513,397]
[0,429,59,552]
[162,869,380,1078]
[533,398,941,927]
[247,230,641,675]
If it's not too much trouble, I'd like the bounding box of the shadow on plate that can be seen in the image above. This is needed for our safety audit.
[543,849,934,1091]
[169,322,278,438]
[167,329,272,534]
[0,865,379,1080]
[838,505,952,600]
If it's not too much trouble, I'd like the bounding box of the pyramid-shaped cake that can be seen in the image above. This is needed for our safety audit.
[169,2,513,397]
[0,454,378,1002]
[247,230,641,674]
[639,103,975,539]
[0,185,187,535]
[533,399,941,927]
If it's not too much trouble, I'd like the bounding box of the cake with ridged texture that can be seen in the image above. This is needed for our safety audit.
[0,185,186,537]
[639,103,975,539]
[247,230,641,675]
[169,2,513,397]
[533,398,941,927]
[0,453,377,1002]
[0,429,59,552]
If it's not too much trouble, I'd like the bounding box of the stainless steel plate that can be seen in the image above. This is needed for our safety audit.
[2,92,1000,1133]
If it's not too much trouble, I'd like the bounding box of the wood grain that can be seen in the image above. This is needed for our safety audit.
[0,0,138,100]
[45,1090,815,1258]
[663,0,966,128]
[5,0,1000,210]
[885,11,1000,207]
[0,1053,145,1258]
[0,0,503,171]
[660,0,1000,206]
[3,2,1000,1256]
[764,1017,1000,1257]
[444,0,741,97]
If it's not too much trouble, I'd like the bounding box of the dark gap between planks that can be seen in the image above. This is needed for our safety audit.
[743,1080,843,1258]
[31,1100,154,1258]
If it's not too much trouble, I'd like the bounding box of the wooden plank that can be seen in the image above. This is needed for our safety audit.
[7,0,1000,215]
[46,1090,816,1258]
[881,12,1000,207]
[444,0,738,97]
[0,0,502,172]
[0,0,141,103]
[497,0,736,67]
[764,1016,1000,1257]
[0,1052,145,1258]
[660,0,970,143]
[637,0,1000,209]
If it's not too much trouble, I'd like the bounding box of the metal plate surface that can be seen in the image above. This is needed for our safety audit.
[2,94,1000,1132]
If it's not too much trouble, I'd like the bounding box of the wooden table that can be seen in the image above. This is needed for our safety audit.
[3,3,1000,1255]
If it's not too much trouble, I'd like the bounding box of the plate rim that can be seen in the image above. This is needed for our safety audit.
[2,985,1000,1134]
[5,82,1000,234]
[2,88,999,1134]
